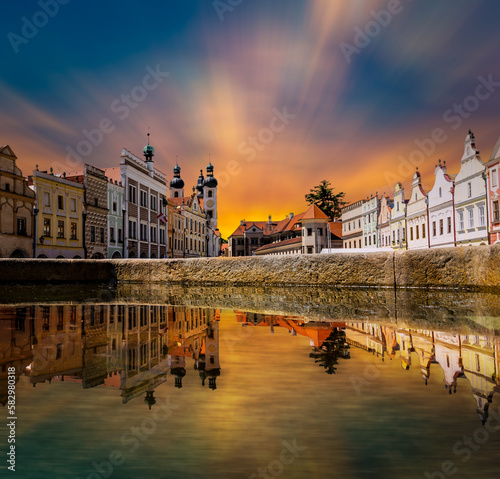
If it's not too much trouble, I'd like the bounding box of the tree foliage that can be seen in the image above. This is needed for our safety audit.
[305,180,346,221]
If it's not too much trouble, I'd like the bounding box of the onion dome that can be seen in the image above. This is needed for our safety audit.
[196,169,204,197]
[203,162,218,188]
[143,133,154,162]
[170,164,184,189]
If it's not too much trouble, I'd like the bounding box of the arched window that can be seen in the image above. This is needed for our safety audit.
[207,190,213,198]
[174,191,178,198]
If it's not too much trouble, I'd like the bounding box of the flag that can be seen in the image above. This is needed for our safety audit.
[157,213,167,224]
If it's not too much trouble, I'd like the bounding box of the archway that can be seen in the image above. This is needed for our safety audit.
[151,253,157,259]
[56,255,65,259]
[91,252,105,259]
[10,249,29,258]
[73,255,82,259]
[128,251,137,258]
[112,251,122,259]
[140,252,147,259]
[37,254,48,258]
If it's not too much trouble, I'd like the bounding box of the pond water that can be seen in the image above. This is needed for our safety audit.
[1,285,500,478]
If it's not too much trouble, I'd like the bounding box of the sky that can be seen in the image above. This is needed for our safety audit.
[2,0,500,238]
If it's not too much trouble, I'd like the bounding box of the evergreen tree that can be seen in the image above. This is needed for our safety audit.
[305,180,346,221]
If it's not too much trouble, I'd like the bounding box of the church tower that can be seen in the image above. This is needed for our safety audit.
[169,164,184,198]
[203,162,218,229]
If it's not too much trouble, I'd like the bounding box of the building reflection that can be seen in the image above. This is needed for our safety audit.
[0,303,221,408]
[235,312,500,424]
[1,304,500,422]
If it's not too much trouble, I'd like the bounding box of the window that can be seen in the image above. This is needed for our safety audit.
[110,226,115,242]
[17,217,27,236]
[433,221,436,237]
[438,187,442,198]
[422,224,426,239]
[44,192,50,207]
[439,219,443,235]
[493,200,500,222]
[57,220,65,238]
[140,223,148,241]
[160,228,166,245]
[94,198,99,207]
[492,169,498,188]
[150,195,157,211]
[100,227,105,243]
[478,205,485,227]
[454,210,463,231]
[307,246,313,254]
[307,228,312,236]
[118,228,123,243]
[410,227,413,241]
[358,219,361,228]
[113,201,117,213]
[70,198,76,212]
[5,183,10,192]
[467,182,472,198]
[151,226,157,243]
[416,225,419,240]
[447,217,452,234]
[58,195,64,210]
[43,218,51,236]
[129,221,137,240]
[415,193,417,201]
[468,209,474,228]
[207,190,213,198]
[140,190,148,207]
[128,185,136,204]
[70,222,77,240]
[90,226,96,242]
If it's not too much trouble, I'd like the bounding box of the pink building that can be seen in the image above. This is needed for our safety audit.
[486,135,500,244]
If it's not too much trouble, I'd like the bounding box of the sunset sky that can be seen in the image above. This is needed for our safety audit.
[2,0,500,238]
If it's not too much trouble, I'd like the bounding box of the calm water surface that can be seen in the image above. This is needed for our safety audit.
[1,286,500,479]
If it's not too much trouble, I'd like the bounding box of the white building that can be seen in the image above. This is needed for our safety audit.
[428,159,455,248]
[120,138,168,259]
[454,131,488,246]
[341,200,364,249]
[377,195,392,248]
[362,195,379,248]
[406,170,429,250]
[390,183,407,250]
[486,135,500,244]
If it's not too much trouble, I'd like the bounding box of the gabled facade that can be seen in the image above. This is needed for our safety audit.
[406,170,428,250]
[0,145,35,258]
[486,135,500,244]
[454,131,488,246]
[377,196,393,248]
[390,183,407,250]
[362,195,380,248]
[428,160,455,248]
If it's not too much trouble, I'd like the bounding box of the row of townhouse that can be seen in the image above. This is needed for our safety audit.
[0,138,221,259]
[341,130,500,249]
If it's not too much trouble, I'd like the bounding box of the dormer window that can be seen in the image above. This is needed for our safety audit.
[439,187,442,198]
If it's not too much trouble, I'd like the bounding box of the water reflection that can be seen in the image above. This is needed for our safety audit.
[0,304,221,409]
[1,303,499,425]
[235,312,500,425]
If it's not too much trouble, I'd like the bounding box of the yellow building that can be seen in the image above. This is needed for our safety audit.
[29,169,85,258]
[0,145,35,258]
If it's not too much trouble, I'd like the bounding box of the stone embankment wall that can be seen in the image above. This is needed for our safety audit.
[0,246,499,289]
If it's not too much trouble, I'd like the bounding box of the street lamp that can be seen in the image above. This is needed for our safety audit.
[32,207,39,258]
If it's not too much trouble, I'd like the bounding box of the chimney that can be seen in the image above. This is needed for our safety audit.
[240,219,245,226]
[268,215,272,225]
[289,212,293,220]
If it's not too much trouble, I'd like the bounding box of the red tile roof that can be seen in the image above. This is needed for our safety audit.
[254,237,302,252]
[229,221,276,237]
[302,204,329,220]
[328,221,342,238]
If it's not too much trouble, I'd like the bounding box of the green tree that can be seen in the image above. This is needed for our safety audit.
[305,180,346,221]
